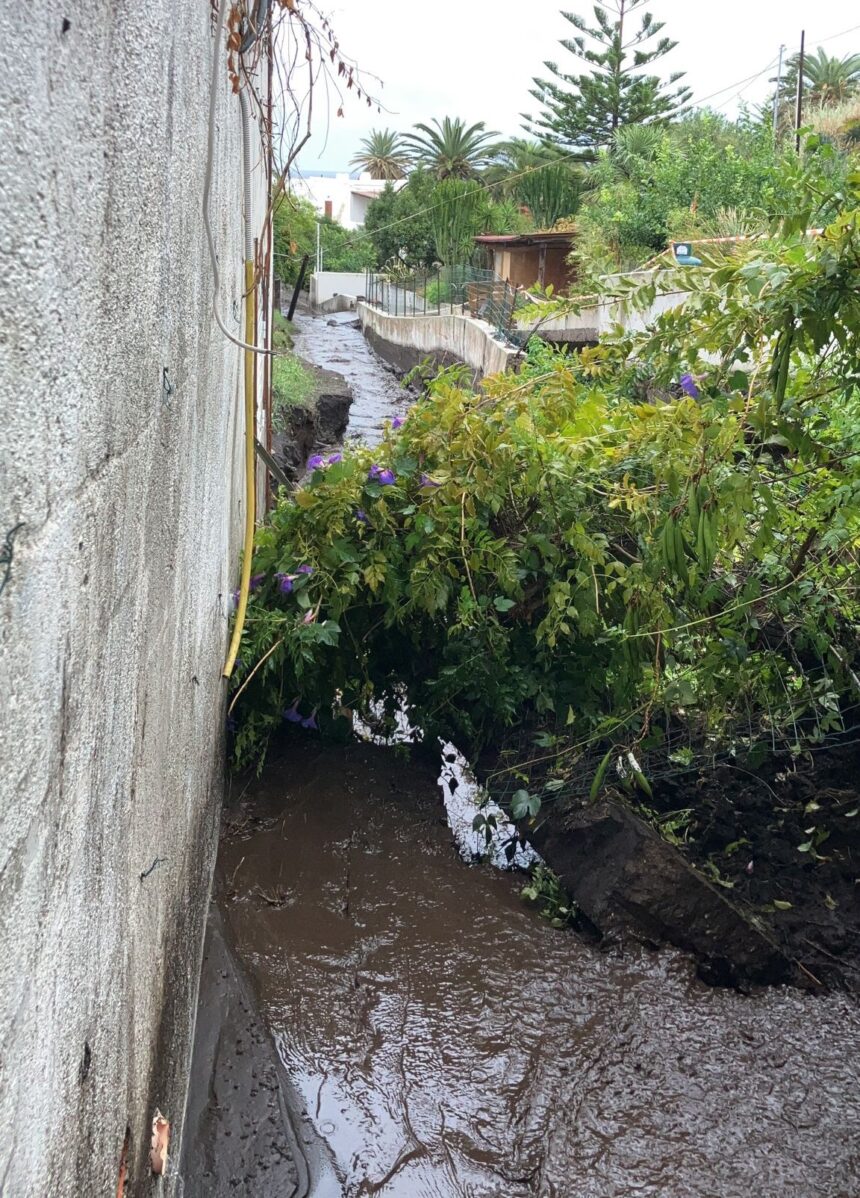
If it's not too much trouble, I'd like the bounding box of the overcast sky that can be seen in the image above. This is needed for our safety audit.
[293,0,860,173]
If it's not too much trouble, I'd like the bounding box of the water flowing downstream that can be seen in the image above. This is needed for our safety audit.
[291,310,406,444]
[182,314,860,1197]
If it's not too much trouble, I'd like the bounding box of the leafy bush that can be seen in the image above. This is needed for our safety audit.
[230,155,860,802]
[273,194,375,284]
[572,112,796,281]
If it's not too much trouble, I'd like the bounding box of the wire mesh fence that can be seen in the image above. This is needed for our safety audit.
[364,264,524,345]
[483,675,860,819]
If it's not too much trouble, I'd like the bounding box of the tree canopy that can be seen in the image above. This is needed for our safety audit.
[525,0,691,154]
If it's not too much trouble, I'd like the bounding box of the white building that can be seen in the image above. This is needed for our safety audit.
[289,171,405,229]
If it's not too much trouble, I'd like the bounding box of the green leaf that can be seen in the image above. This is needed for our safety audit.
[493,597,516,612]
[511,789,531,819]
[589,748,614,804]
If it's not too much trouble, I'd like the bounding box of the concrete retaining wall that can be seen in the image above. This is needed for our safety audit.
[517,271,690,343]
[0,3,268,1193]
[310,271,367,311]
[358,303,516,379]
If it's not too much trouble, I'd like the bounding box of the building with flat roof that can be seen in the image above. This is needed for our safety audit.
[289,172,405,229]
[475,230,576,293]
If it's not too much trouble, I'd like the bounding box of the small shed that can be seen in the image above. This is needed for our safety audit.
[474,230,575,293]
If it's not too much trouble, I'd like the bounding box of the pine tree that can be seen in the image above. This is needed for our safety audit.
[525,1,690,156]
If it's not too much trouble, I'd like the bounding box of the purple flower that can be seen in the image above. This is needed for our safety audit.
[283,699,302,724]
[680,373,700,399]
[391,415,405,429]
[297,564,314,575]
[250,572,266,591]
[368,464,383,479]
[301,709,319,731]
[355,509,368,523]
[275,572,294,594]
[377,469,396,486]
[307,454,326,470]
[328,452,343,464]
[230,587,240,610]
[419,474,440,488]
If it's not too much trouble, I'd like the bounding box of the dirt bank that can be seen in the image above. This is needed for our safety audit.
[489,736,860,992]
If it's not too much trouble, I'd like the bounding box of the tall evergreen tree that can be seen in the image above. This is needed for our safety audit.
[525,1,690,155]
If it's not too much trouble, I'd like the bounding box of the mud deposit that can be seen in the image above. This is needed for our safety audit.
[184,741,860,1197]
[292,312,406,444]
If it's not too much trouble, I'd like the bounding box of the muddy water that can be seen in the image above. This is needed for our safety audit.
[198,741,860,1197]
[292,311,407,444]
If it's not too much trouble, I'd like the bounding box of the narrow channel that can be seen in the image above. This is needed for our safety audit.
[181,313,860,1198]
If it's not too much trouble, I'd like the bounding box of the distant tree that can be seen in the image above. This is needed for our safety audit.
[403,117,500,179]
[363,170,439,266]
[482,137,562,194]
[350,128,410,180]
[525,0,691,156]
[272,194,374,283]
[429,179,484,264]
[768,48,860,141]
[515,162,587,227]
[773,47,860,129]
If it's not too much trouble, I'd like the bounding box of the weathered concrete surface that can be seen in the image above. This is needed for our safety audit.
[180,904,307,1196]
[309,270,366,311]
[358,301,516,379]
[530,798,791,987]
[517,269,690,342]
[0,3,267,1194]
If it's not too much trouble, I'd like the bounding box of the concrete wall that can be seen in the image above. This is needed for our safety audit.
[310,271,367,310]
[0,3,268,1194]
[358,303,516,379]
[518,270,690,342]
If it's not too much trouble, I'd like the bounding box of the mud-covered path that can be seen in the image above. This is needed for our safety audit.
[182,741,860,1197]
[291,311,406,445]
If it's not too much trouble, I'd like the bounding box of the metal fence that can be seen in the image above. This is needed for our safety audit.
[363,265,524,345]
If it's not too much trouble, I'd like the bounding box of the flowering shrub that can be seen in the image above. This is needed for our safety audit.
[230,166,860,787]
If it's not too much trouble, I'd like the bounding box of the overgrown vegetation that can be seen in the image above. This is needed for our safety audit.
[231,149,860,824]
[273,194,375,284]
[570,113,798,281]
[271,355,316,430]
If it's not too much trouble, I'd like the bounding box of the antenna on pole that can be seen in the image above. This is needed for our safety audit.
[795,30,806,152]
[772,44,785,146]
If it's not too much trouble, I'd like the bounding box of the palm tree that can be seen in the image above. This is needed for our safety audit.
[777,48,860,113]
[350,129,409,180]
[403,117,500,179]
[803,49,860,106]
[483,138,561,192]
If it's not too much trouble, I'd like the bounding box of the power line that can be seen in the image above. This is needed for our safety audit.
[690,19,860,114]
[289,21,860,254]
[690,57,779,110]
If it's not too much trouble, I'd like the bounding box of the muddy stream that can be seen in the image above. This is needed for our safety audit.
[181,314,860,1197]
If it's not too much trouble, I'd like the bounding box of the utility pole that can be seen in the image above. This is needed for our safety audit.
[795,30,806,152]
[772,43,785,146]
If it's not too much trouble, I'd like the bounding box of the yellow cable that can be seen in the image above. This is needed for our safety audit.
[223,258,257,678]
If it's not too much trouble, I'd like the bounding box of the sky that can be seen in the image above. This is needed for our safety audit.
[291,0,860,173]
